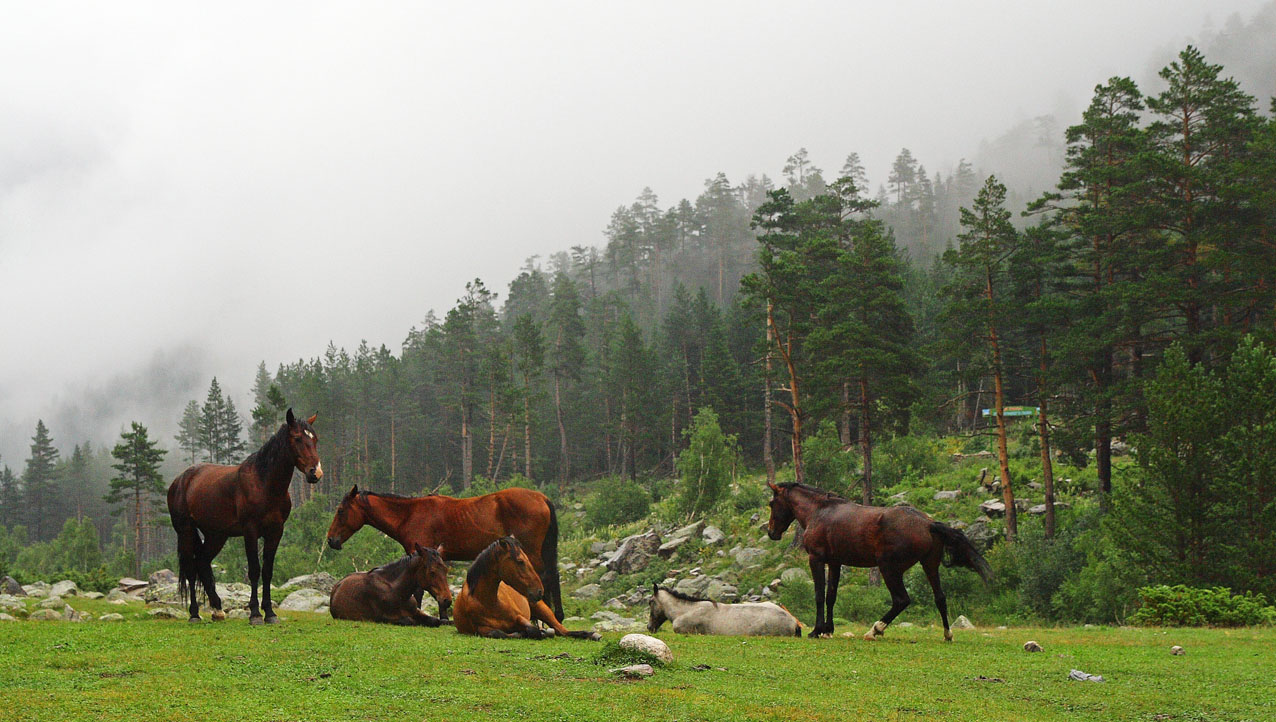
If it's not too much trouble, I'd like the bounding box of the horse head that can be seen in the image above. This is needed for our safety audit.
[647,583,669,633]
[766,482,797,541]
[411,543,452,614]
[285,408,323,484]
[326,485,366,550]
[491,536,544,603]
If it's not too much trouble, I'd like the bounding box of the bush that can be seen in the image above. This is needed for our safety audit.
[674,408,738,517]
[801,421,857,497]
[730,480,770,514]
[585,477,651,528]
[872,434,944,489]
[1128,585,1276,627]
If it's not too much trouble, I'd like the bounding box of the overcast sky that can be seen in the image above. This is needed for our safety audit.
[1,1,1270,462]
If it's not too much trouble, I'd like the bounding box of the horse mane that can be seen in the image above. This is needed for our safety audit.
[466,536,523,588]
[655,586,717,606]
[358,489,415,501]
[778,481,848,504]
[246,422,297,478]
[370,547,442,578]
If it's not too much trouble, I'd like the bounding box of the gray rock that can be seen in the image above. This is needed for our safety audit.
[1026,481,1043,491]
[0,613,15,621]
[143,583,182,604]
[657,536,692,559]
[952,615,975,630]
[1,576,23,596]
[39,596,65,609]
[898,622,914,628]
[933,490,961,501]
[610,664,654,678]
[618,633,673,664]
[733,547,767,566]
[0,594,25,611]
[227,609,251,620]
[669,520,705,541]
[148,607,184,619]
[148,569,178,587]
[590,540,618,556]
[22,584,49,598]
[599,570,618,584]
[590,610,644,633]
[62,606,88,622]
[605,531,661,575]
[279,588,327,612]
[314,605,329,616]
[1170,645,1184,656]
[980,499,1005,517]
[779,568,809,585]
[109,599,129,606]
[82,591,104,600]
[701,526,726,545]
[50,580,79,597]
[603,598,627,610]
[29,609,63,621]
[1068,669,1105,683]
[704,580,738,603]
[98,613,125,622]
[116,577,149,593]
[1028,504,1048,515]
[672,576,711,598]
[281,572,337,593]
[571,584,603,600]
[965,519,996,551]
[106,589,132,602]
[1024,640,1043,652]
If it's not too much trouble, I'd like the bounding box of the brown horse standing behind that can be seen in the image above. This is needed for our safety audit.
[766,482,991,642]
[325,485,563,621]
[167,409,322,624]
[453,537,599,640]
[329,544,452,626]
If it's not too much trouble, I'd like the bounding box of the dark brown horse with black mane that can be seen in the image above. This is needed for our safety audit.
[766,481,991,641]
[167,409,322,624]
[453,537,598,640]
[329,544,452,626]
[325,485,563,621]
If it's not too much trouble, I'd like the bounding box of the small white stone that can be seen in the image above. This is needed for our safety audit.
[618,633,674,664]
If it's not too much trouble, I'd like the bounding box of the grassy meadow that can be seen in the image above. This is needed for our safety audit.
[1,598,1273,722]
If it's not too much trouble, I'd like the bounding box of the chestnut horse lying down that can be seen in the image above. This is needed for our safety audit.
[454,537,599,640]
[329,544,452,626]
[647,585,802,636]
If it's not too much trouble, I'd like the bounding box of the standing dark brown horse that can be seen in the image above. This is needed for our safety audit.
[325,485,563,621]
[766,481,991,641]
[167,409,322,624]
[329,544,452,626]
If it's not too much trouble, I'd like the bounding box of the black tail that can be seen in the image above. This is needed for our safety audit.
[174,516,206,606]
[931,522,993,584]
[541,501,564,622]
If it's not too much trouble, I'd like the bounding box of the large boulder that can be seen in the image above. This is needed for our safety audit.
[701,526,726,545]
[143,583,182,605]
[733,547,767,566]
[590,610,644,633]
[116,577,149,594]
[106,589,132,602]
[82,591,104,600]
[590,540,618,556]
[279,588,328,612]
[50,580,79,598]
[618,633,674,664]
[672,576,712,599]
[1,576,23,596]
[965,519,996,551]
[0,613,15,622]
[933,490,961,501]
[148,569,178,587]
[39,596,66,609]
[605,531,661,575]
[980,499,1005,517]
[704,579,738,603]
[571,584,603,600]
[658,524,703,558]
[28,609,63,621]
[22,583,50,598]
[779,568,809,585]
[281,572,337,593]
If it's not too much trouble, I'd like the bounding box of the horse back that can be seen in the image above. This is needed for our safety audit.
[169,462,290,535]
[424,488,551,561]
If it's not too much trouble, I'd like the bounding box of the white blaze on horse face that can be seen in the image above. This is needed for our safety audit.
[315,460,324,478]
[304,430,315,439]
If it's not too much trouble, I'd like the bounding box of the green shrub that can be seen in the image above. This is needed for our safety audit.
[730,480,770,514]
[675,408,738,517]
[591,640,666,668]
[801,421,857,497]
[873,434,944,489]
[1128,585,1276,627]
[585,476,651,528]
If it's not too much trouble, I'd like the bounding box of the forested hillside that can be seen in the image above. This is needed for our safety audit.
[3,42,1275,617]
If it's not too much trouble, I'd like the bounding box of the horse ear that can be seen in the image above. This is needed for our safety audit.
[348,484,359,497]
[306,413,318,426]
[286,408,297,427]
[413,543,427,556]
[767,482,780,494]
[436,544,446,557]
[652,582,658,593]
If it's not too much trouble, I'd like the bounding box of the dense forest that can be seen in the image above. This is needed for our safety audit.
[3,42,1275,617]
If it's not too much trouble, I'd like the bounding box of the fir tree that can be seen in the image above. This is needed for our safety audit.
[22,420,60,541]
[106,422,167,577]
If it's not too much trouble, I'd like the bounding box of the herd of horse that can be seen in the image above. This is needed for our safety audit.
[167,411,992,641]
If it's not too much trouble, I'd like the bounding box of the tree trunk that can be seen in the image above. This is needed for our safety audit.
[987,266,1017,540]
[1038,337,1057,539]
[389,400,397,493]
[554,374,569,486]
[461,400,473,489]
[841,381,852,449]
[523,388,533,480]
[487,388,497,479]
[133,486,142,578]
[763,303,776,485]
[859,375,873,505]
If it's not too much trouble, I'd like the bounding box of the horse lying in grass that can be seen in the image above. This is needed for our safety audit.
[329,544,452,626]
[453,537,600,641]
[647,585,802,636]
[766,481,992,642]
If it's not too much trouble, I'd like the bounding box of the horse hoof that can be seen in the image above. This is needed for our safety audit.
[210,610,226,622]
[188,617,202,624]
[863,631,878,641]
[249,616,264,626]
[944,631,954,642]
[590,633,602,641]
[264,615,280,625]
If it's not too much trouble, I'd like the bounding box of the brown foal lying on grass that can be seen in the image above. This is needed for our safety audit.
[329,544,452,626]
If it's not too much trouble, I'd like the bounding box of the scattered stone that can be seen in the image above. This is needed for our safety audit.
[143,584,182,604]
[672,576,712,598]
[1024,641,1044,653]
[701,526,726,545]
[1028,504,1048,515]
[0,613,15,621]
[39,596,66,609]
[779,568,808,585]
[50,580,79,597]
[1068,669,1105,683]
[965,519,996,551]
[599,570,618,584]
[1026,481,1043,491]
[980,499,1006,517]
[704,580,738,603]
[898,622,914,628]
[281,572,337,593]
[933,490,961,501]
[109,599,130,606]
[619,633,674,664]
[610,664,654,678]
[98,613,125,622]
[560,562,577,572]
[148,569,178,587]
[733,547,767,566]
[22,584,49,598]
[605,531,661,575]
[148,607,184,619]
[571,584,603,600]
[590,540,618,556]
[116,577,149,593]
[603,598,627,610]
[279,588,328,612]
[953,615,975,630]
[590,610,644,633]
[28,609,63,621]
[227,609,251,620]
[1,576,23,596]
[1170,645,1184,656]
[82,591,104,600]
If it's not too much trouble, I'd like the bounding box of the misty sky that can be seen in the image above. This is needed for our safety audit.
[1,1,1270,462]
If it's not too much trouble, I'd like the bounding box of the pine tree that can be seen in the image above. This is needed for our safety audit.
[0,461,20,529]
[249,362,283,444]
[547,272,586,484]
[200,378,227,463]
[175,399,203,465]
[511,314,544,481]
[23,420,60,541]
[106,422,167,577]
[221,394,246,463]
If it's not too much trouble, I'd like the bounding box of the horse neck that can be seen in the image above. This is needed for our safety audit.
[362,496,416,546]
[256,438,297,495]
[785,487,827,526]
[389,560,422,597]
[467,563,505,602]
[657,591,703,619]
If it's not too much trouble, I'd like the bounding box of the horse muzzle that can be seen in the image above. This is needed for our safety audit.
[767,528,783,541]
[327,536,343,550]
[306,468,322,484]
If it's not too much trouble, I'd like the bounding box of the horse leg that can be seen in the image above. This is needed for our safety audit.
[198,533,229,621]
[408,606,444,627]
[260,529,282,623]
[823,564,841,636]
[865,566,911,641]
[531,599,600,640]
[922,556,952,641]
[176,526,202,622]
[808,557,827,638]
[244,531,263,625]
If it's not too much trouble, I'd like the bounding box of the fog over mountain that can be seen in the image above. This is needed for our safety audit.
[2,1,1272,463]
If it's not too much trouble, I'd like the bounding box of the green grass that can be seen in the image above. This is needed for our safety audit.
[2,608,1273,722]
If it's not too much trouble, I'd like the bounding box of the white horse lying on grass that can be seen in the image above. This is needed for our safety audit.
[647,584,802,636]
